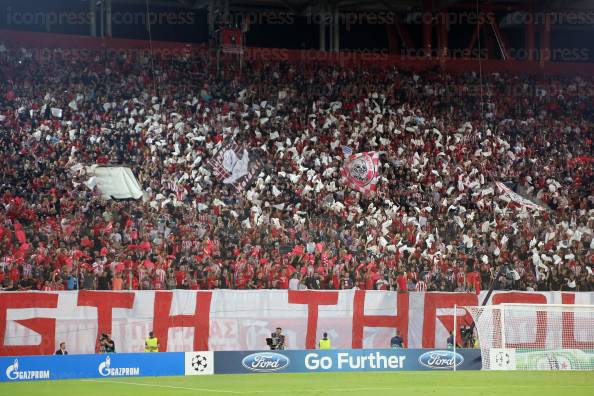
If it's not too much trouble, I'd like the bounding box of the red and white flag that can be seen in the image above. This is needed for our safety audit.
[495,181,545,211]
[341,151,380,194]
[208,139,262,191]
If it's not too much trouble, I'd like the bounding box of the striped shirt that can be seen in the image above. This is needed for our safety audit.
[155,268,167,285]
[22,263,33,278]
[415,280,427,292]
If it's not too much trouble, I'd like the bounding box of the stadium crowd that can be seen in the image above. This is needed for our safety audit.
[0,45,593,293]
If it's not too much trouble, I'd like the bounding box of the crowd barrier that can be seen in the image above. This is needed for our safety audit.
[1,348,481,382]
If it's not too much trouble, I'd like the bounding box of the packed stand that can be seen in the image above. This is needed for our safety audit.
[0,45,593,293]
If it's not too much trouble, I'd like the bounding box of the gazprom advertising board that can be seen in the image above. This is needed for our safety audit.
[1,352,213,382]
[215,349,482,374]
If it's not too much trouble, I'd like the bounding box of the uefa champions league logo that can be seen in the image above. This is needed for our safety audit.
[191,354,209,372]
[495,351,511,368]
[185,352,213,375]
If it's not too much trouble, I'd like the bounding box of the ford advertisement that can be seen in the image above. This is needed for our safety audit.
[215,349,481,374]
[242,352,291,372]
[418,350,465,369]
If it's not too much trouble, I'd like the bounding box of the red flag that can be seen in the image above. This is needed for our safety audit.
[251,246,261,256]
[143,260,155,269]
[64,224,76,237]
[568,156,594,166]
[104,221,113,234]
[204,240,214,256]
[139,241,151,251]
[16,243,29,257]
[14,223,26,244]
[81,236,93,248]
[292,245,304,256]
[65,257,73,271]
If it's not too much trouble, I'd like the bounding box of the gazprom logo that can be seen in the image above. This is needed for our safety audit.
[418,350,464,369]
[98,356,140,377]
[5,358,50,380]
[241,352,290,372]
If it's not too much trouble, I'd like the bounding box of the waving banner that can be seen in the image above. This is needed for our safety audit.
[83,166,143,200]
[342,151,380,193]
[495,181,545,211]
[208,139,262,191]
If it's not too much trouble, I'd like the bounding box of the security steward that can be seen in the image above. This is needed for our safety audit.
[145,331,160,352]
[319,332,331,350]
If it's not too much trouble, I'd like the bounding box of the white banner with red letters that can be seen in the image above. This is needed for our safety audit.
[1,290,593,356]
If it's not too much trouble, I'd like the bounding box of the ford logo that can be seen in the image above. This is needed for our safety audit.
[418,350,464,369]
[242,352,290,372]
